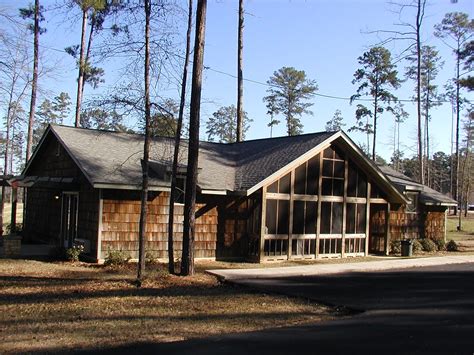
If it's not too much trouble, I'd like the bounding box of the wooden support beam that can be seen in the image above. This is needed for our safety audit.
[365,181,371,256]
[316,153,323,258]
[195,202,218,219]
[10,187,17,233]
[259,188,267,263]
[97,189,103,261]
[341,158,348,257]
[384,202,391,256]
[288,169,294,259]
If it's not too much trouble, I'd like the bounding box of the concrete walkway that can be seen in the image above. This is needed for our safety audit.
[208,254,474,281]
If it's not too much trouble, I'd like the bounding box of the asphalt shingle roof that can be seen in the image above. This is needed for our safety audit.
[378,165,457,206]
[48,125,334,192]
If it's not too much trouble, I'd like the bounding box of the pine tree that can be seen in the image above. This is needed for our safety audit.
[350,46,401,161]
[263,67,317,136]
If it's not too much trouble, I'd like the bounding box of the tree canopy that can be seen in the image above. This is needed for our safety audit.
[263,66,317,136]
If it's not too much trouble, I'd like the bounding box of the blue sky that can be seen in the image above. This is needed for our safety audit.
[1,0,473,161]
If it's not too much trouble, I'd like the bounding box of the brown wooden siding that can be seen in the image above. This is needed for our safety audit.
[27,133,81,178]
[100,191,218,259]
[77,185,100,255]
[424,210,445,241]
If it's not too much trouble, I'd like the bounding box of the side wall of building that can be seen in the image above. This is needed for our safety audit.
[99,190,218,260]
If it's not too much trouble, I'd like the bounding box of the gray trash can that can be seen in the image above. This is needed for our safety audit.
[401,239,413,257]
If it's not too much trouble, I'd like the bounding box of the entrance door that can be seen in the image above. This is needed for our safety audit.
[60,192,79,248]
[369,204,387,254]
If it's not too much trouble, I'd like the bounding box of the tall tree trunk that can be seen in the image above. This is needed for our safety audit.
[181,0,207,277]
[75,9,88,127]
[137,0,151,284]
[168,0,193,275]
[455,48,461,220]
[416,0,424,185]
[25,0,40,162]
[425,77,430,187]
[372,88,378,161]
[236,0,244,142]
[81,13,96,98]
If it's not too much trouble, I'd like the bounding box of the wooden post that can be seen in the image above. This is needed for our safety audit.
[288,170,294,259]
[365,181,371,256]
[444,209,447,242]
[341,159,348,257]
[384,202,391,256]
[10,186,17,234]
[97,189,103,262]
[316,153,323,258]
[259,187,267,262]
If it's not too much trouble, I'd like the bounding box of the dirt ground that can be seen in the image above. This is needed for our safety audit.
[0,259,335,354]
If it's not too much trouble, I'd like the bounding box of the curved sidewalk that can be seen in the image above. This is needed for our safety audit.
[208,254,474,281]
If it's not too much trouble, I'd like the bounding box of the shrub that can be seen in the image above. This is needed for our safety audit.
[104,249,130,266]
[390,240,401,255]
[4,223,23,234]
[420,238,437,252]
[145,251,159,264]
[66,245,84,262]
[412,239,423,253]
[434,238,446,251]
[446,239,459,252]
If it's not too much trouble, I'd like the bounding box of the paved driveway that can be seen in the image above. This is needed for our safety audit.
[84,262,474,354]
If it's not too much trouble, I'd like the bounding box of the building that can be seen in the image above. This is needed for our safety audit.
[18,125,456,262]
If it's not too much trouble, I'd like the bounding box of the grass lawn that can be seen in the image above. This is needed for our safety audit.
[446,214,474,242]
[0,259,334,353]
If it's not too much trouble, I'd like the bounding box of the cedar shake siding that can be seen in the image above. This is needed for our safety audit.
[99,190,218,260]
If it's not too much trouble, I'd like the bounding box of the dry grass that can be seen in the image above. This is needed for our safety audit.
[0,259,334,354]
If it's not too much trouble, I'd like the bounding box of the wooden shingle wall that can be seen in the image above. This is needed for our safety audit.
[100,191,218,259]
[424,210,445,241]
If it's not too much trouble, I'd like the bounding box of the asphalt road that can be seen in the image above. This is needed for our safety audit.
[83,263,474,355]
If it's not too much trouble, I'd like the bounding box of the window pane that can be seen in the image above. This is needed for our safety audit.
[332,202,343,234]
[307,155,319,195]
[267,181,278,193]
[356,203,367,233]
[322,160,333,177]
[333,179,344,196]
[305,201,317,234]
[357,172,367,197]
[293,201,305,234]
[294,163,306,194]
[321,202,331,234]
[322,178,333,195]
[323,147,334,159]
[346,203,356,234]
[334,161,345,178]
[333,147,344,160]
[277,200,289,234]
[347,163,357,197]
[265,199,277,234]
[279,173,291,194]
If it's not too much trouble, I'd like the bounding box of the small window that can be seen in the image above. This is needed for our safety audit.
[405,192,418,213]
